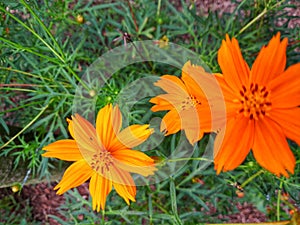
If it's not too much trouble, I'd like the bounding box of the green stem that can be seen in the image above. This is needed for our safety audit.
[238,7,267,35]
[157,0,161,16]
[277,180,284,221]
[101,209,105,225]
[0,67,50,81]
[205,222,290,225]
[0,6,89,91]
[238,0,285,35]
[0,7,65,63]
[126,0,138,32]
[66,66,89,90]
[241,169,264,188]
[151,197,169,214]
[1,100,44,114]
[1,64,85,90]
[0,87,37,93]
[0,99,53,150]
[20,0,65,57]
[166,157,213,163]
[170,178,183,225]
[0,37,60,64]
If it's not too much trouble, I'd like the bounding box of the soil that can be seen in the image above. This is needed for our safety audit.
[1,0,299,224]
[0,181,269,224]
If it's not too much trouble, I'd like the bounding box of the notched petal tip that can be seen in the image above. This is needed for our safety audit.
[214,163,223,175]
[225,33,230,41]
[161,128,167,134]
[53,184,64,195]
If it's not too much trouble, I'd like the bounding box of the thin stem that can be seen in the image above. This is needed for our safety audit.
[157,0,161,16]
[1,101,44,114]
[0,99,53,150]
[101,209,105,225]
[126,0,138,32]
[0,83,38,87]
[0,8,65,63]
[20,0,65,58]
[66,66,89,90]
[238,7,267,35]
[205,222,290,225]
[0,37,60,64]
[151,195,170,214]
[170,178,183,225]
[238,0,285,35]
[0,6,89,91]
[0,67,51,81]
[0,87,37,93]
[277,180,284,221]
[240,169,264,188]
[130,41,154,70]
[166,157,213,163]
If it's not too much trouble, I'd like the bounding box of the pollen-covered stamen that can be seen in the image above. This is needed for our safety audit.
[181,95,201,110]
[238,83,272,120]
[91,150,114,175]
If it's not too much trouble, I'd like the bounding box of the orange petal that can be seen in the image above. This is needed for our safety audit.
[214,73,240,119]
[182,62,223,105]
[150,95,174,112]
[268,108,300,146]
[54,159,93,194]
[252,117,295,177]
[269,63,300,108]
[42,139,83,161]
[197,104,227,133]
[217,34,250,91]
[214,73,238,103]
[89,173,112,211]
[71,113,99,155]
[214,115,254,174]
[251,32,287,84]
[181,61,206,97]
[180,107,204,144]
[67,118,75,139]
[112,149,156,176]
[161,109,181,135]
[153,75,187,95]
[96,104,122,149]
[150,93,186,111]
[111,166,136,205]
[114,124,153,150]
[150,75,189,112]
[181,60,206,76]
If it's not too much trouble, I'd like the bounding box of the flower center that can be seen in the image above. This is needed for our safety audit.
[181,95,201,110]
[237,83,272,120]
[91,150,113,175]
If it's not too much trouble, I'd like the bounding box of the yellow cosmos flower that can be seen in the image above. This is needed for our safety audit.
[42,104,156,211]
[214,33,300,177]
[158,35,169,48]
[150,61,221,145]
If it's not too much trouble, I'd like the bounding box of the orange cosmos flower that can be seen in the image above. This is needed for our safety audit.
[42,104,156,211]
[150,61,223,145]
[214,32,300,177]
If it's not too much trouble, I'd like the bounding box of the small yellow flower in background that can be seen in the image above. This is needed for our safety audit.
[158,35,169,48]
[76,14,84,24]
[11,183,20,193]
[43,104,156,211]
[213,32,300,177]
[150,61,223,145]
